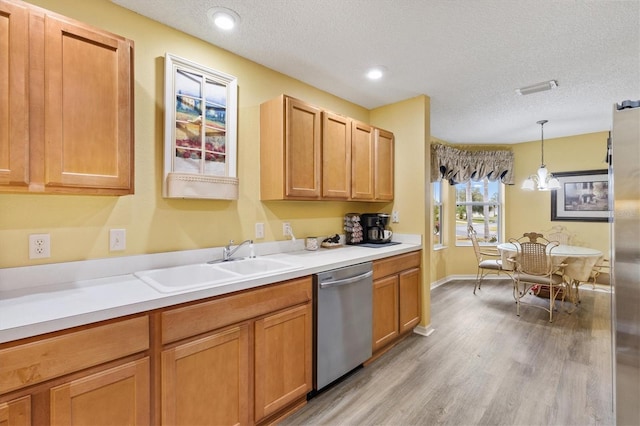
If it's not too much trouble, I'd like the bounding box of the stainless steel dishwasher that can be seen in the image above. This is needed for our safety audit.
[313,261,373,392]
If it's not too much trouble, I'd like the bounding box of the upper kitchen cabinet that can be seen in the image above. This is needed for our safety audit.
[260,94,394,201]
[322,111,351,199]
[0,0,134,195]
[351,122,395,202]
[261,95,322,200]
[0,0,29,188]
[374,128,394,201]
[351,120,375,200]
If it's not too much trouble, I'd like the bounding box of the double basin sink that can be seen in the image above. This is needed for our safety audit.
[135,257,302,293]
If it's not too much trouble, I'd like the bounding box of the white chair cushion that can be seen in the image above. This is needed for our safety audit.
[479,259,502,270]
[516,272,564,285]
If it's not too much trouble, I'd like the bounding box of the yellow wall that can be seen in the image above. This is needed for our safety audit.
[434,131,610,280]
[1,0,430,298]
[371,96,431,325]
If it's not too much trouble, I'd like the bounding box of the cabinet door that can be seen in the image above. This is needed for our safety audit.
[399,267,421,334]
[50,358,149,426]
[285,97,321,198]
[161,325,249,426]
[0,396,30,426]
[374,128,394,201]
[41,14,133,193]
[322,111,351,199]
[351,121,374,200]
[0,0,29,188]
[372,275,399,352]
[254,303,312,422]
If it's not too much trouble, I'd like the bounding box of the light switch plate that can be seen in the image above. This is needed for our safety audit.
[392,211,400,223]
[109,229,126,251]
[255,222,265,239]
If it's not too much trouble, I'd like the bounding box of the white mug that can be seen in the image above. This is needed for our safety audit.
[383,230,392,240]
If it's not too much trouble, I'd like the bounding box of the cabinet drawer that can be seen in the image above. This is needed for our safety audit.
[373,251,421,279]
[0,316,149,394]
[162,277,312,344]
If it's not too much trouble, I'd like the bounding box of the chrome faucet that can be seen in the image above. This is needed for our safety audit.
[222,239,254,261]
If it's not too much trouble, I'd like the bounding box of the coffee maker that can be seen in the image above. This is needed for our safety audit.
[361,213,392,243]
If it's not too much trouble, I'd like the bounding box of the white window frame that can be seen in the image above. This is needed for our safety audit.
[454,178,503,246]
[432,180,443,247]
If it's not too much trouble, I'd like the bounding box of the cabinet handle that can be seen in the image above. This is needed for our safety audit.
[319,271,373,288]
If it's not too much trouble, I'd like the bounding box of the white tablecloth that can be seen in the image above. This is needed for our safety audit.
[497,243,603,283]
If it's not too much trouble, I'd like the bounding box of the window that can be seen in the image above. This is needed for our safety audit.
[455,178,502,245]
[433,181,443,247]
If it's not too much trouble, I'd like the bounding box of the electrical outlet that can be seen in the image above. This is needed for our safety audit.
[109,229,126,251]
[283,222,291,237]
[29,234,51,259]
[392,211,400,223]
[255,222,265,239]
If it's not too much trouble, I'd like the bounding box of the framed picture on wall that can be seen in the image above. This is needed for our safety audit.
[551,169,610,222]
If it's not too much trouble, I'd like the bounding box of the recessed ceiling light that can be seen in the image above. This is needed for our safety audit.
[207,7,240,30]
[366,67,386,80]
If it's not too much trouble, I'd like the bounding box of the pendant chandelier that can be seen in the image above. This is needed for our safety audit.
[522,120,560,191]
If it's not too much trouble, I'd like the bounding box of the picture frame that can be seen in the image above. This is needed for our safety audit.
[550,169,610,222]
[162,53,239,199]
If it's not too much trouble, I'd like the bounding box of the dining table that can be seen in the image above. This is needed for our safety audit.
[497,242,604,304]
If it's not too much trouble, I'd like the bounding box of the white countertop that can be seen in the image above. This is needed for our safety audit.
[0,235,422,344]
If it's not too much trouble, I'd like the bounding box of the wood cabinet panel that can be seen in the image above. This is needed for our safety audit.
[285,97,321,198]
[374,128,394,201]
[322,111,351,199]
[0,316,149,394]
[351,120,375,200]
[42,13,133,191]
[0,0,133,195]
[373,251,421,280]
[399,268,421,333]
[50,358,149,426]
[0,396,30,426]
[260,95,321,200]
[161,325,249,426]
[372,275,399,352]
[0,0,29,188]
[162,277,312,344]
[254,303,312,421]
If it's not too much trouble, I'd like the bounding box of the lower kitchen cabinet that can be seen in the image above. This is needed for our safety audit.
[372,275,399,351]
[0,315,150,426]
[372,251,422,355]
[50,358,150,425]
[161,324,250,426]
[254,303,312,422]
[159,276,313,425]
[0,396,30,426]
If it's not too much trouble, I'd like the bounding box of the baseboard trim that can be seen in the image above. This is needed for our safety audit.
[413,325,435,337]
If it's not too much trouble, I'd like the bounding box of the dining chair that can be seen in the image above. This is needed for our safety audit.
[508,232,567,322]
[541,225,575,245]
[468,225,509,294]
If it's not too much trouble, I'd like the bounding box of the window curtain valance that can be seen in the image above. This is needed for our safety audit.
[430,143,515,185]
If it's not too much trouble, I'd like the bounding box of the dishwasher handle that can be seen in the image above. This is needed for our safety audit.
[319,270,373,288]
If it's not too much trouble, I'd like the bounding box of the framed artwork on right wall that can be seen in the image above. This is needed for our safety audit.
[551,169,610,222]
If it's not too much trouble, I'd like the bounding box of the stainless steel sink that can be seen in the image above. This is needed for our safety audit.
[135,257,301,293]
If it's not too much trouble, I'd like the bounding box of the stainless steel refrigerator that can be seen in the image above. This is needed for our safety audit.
[611,102,640,425]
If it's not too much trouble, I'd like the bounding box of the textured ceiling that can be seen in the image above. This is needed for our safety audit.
[112,0,640,144]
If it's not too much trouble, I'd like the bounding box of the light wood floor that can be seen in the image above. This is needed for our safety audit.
[281,279,614,426]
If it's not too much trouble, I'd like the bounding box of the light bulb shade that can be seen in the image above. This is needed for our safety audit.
[536,166,549,182]
[547,177,561,190]
[521,178,535,191]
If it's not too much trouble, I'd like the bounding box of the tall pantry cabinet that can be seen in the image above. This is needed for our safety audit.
[0,0,134,195]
